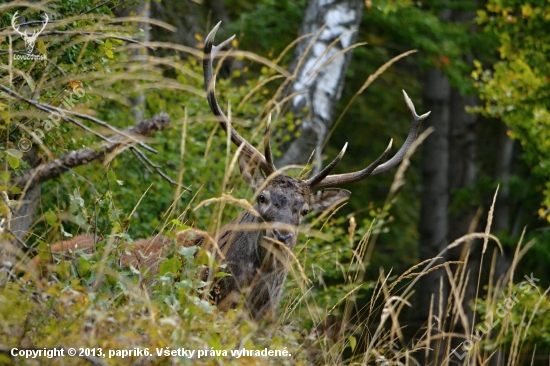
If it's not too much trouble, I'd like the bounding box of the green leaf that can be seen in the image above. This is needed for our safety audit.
[349,336,357,352]
[60,224,73,238]
[9,186,21,195]
[45,210,57,227]
[179,245,197,262]
[77,256,91,275]
[6,153,20,169]
[75,214,87,226]
[159,258,182,276]
[0,172,10,186]
[170,219,190,231]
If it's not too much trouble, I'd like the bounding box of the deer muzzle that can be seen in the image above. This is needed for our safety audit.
[273,228,293,245]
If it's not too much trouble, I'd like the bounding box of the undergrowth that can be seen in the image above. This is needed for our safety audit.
[0,1,548,365]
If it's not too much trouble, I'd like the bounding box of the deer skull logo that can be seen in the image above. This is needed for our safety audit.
[11,11,49,54]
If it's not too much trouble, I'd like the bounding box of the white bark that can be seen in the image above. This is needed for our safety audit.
[277,0,364,170]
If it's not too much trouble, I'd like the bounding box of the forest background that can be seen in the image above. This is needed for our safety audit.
[1,0,549,364]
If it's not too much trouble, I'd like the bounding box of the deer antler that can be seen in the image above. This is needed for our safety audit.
[11,11,25,37]
[34,13,49,38]
[203,22,277,175]
[308,91,430,189]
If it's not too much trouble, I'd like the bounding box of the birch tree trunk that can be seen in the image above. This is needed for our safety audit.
[277,0,364,170]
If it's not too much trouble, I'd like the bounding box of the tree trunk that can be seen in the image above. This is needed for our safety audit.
[276,0,364,171]
[446,6,480,332]
[418,66,451,327]
[447,89,481,354]
[492,125,514,280]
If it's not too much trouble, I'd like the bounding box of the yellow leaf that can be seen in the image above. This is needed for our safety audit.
[521,4,533,17]
[69,80,83,91]
[194,33,203,41]
[37,40,47,56]
[94,62,104,74]
[231,39,238,48]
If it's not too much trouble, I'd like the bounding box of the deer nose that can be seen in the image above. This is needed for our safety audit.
[274,229,293,244]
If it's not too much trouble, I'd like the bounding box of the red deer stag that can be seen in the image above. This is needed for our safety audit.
[31,22,430,320]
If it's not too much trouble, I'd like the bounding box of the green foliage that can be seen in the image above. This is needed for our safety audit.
[0,240,300,365]
[475,281,550,362]
[362,0,491,93]
[0,1,371,363]
[1,1,549,365]
[224,0,306,57]
[471,0,550,216]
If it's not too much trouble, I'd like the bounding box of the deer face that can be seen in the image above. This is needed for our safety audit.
[254,176,309,249]
[239,154,350,249]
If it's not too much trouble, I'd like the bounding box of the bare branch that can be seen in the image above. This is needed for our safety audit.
[0,84,157,154]
[10,113,191,192]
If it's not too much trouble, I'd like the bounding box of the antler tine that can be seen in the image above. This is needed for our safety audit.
[203,22,274,174]
[369,90,430,175]
[311,140,392,189]
[312,90,430,189]
[11,11,24,36]
[263,114,277,173]
[39,13,48,33]
[306,143,348,187]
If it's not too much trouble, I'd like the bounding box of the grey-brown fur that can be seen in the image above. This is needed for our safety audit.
[206,175,313,319]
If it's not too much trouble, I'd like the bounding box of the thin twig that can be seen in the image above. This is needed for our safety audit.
[0,84,157,154]
[10,113,191,192]
[37,31,154,49]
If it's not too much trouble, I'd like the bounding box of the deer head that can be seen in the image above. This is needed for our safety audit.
[203,22,430,251]
[11,11,49,54]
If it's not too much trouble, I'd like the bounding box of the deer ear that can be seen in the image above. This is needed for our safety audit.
[311,189,351,212]
[238,152,266,191]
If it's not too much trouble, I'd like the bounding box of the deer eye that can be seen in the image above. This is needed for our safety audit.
[258,194,266,203]
[301,209,309,216]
